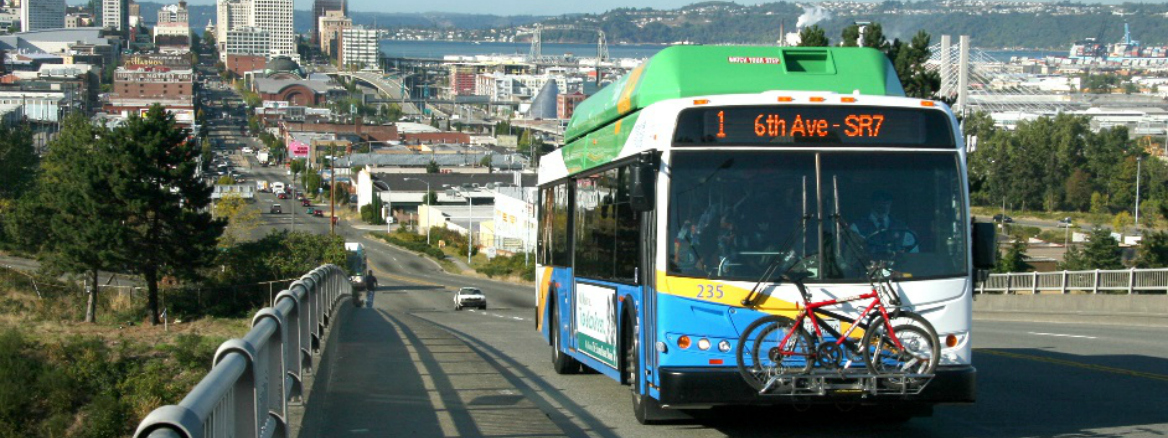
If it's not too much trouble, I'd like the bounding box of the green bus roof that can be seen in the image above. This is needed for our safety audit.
[564,46,905,144]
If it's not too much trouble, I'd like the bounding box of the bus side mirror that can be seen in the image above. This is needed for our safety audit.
[630,154,656,212]
[972,222,997,270]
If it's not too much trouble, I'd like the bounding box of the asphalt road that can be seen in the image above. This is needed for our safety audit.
[294,239,1168,437]
[208,96,1168,437]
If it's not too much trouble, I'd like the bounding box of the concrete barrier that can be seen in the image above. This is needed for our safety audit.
[973,294,1168,327]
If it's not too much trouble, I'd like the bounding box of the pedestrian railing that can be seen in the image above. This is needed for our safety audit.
[133,264,352,438]
[978,268,1168,294]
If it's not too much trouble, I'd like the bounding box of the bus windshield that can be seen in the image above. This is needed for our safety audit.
[667,150,967,283]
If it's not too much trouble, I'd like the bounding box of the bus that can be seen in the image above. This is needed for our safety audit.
[535,46,995,423]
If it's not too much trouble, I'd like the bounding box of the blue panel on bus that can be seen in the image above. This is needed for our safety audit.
[655,293,761,368]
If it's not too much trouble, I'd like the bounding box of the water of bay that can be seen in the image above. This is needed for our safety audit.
[379,40,1066,63]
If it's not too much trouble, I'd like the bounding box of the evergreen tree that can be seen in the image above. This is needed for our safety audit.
[105,105,225,324]
[1061,227,1123,271]
[16,115,120,322]
[840,23,888,49]
[797,25,829,47]
[891,31,941,99]
[1136,230,1168,268]
[0,124,36,204]
[994,236,1032,273]
[426,160,440,173]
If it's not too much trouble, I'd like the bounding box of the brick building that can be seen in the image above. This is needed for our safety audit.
[556,92,586,119]
[113,66,193,100]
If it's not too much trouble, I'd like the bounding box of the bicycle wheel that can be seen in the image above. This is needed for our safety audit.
[862,315,939,389]
[735,315,813,392]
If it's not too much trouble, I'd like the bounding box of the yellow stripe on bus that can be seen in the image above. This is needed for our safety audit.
[536,266,554,331]
[617,64,647,115]
[654,271,866,336]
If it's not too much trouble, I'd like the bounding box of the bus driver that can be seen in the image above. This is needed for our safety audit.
[849,190,918,256]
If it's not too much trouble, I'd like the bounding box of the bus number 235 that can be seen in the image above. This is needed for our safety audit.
[697,284,724,299]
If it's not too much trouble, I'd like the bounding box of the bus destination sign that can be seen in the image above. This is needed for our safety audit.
[673,105,955,148]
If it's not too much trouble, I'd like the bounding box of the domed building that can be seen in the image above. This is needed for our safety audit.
[263,56,305,80]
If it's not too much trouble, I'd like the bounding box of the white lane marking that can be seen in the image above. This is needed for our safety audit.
[1028,332,1097,339]
[349,429,369,433]
[468,309,531,322]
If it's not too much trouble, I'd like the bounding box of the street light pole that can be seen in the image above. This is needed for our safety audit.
[405,178,430,245]
[1135,156,1143,231]
[466,194,472,266]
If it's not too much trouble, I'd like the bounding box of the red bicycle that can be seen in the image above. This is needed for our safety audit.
[735,264,940,395]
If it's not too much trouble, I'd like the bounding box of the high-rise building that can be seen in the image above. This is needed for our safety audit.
[225,26,268,56]
[249,0,293,58]
[20,0,65,32]
[312,0,344,44]
[318,10,349,59]
[101,0,127,32]
[216,0,292,60]
[340,26,377,70]
[216,0,250,55]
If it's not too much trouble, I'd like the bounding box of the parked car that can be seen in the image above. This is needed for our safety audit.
[1057,217,1073,228]
[454,287,486,310]
[992,214,1013,223]
[270,204,282,214]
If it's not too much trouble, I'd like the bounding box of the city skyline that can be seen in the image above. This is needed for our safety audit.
[68,0,1159,16]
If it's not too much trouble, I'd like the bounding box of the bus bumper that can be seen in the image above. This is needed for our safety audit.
[655,365,976,407]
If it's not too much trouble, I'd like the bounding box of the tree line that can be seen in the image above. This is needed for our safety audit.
[965,111,1168,224]
[1,107,222,325]
[0,105,346,325]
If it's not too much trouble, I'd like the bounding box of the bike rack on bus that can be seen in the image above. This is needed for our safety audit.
[758,369,935,397]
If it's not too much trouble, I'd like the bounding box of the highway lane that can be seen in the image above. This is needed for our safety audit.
[228,151,1168,436]
[297,236,1168,437]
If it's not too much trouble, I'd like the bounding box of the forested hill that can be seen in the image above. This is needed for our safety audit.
[528,2,1168,49]
[140,1,1168,50]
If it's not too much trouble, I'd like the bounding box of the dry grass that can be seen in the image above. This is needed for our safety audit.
[0,267,250,346]
[0,315,249,346]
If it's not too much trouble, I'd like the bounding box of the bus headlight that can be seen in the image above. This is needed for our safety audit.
[697,338,711,351]
[718,340,731,352]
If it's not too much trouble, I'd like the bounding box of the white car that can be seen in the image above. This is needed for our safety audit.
[242,146,254,154]
[454,287,486,311]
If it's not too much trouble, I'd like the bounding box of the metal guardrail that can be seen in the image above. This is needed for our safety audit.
[978,268,1168,294]
[133,264,352,438]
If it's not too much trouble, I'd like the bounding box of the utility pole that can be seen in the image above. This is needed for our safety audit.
[330,145,336,235]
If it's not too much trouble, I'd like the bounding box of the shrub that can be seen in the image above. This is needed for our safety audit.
[478,253,535,281]
[373,231,446,260]
[0,327,226,437]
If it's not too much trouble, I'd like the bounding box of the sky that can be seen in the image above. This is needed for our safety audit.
[92,0,1159,17]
